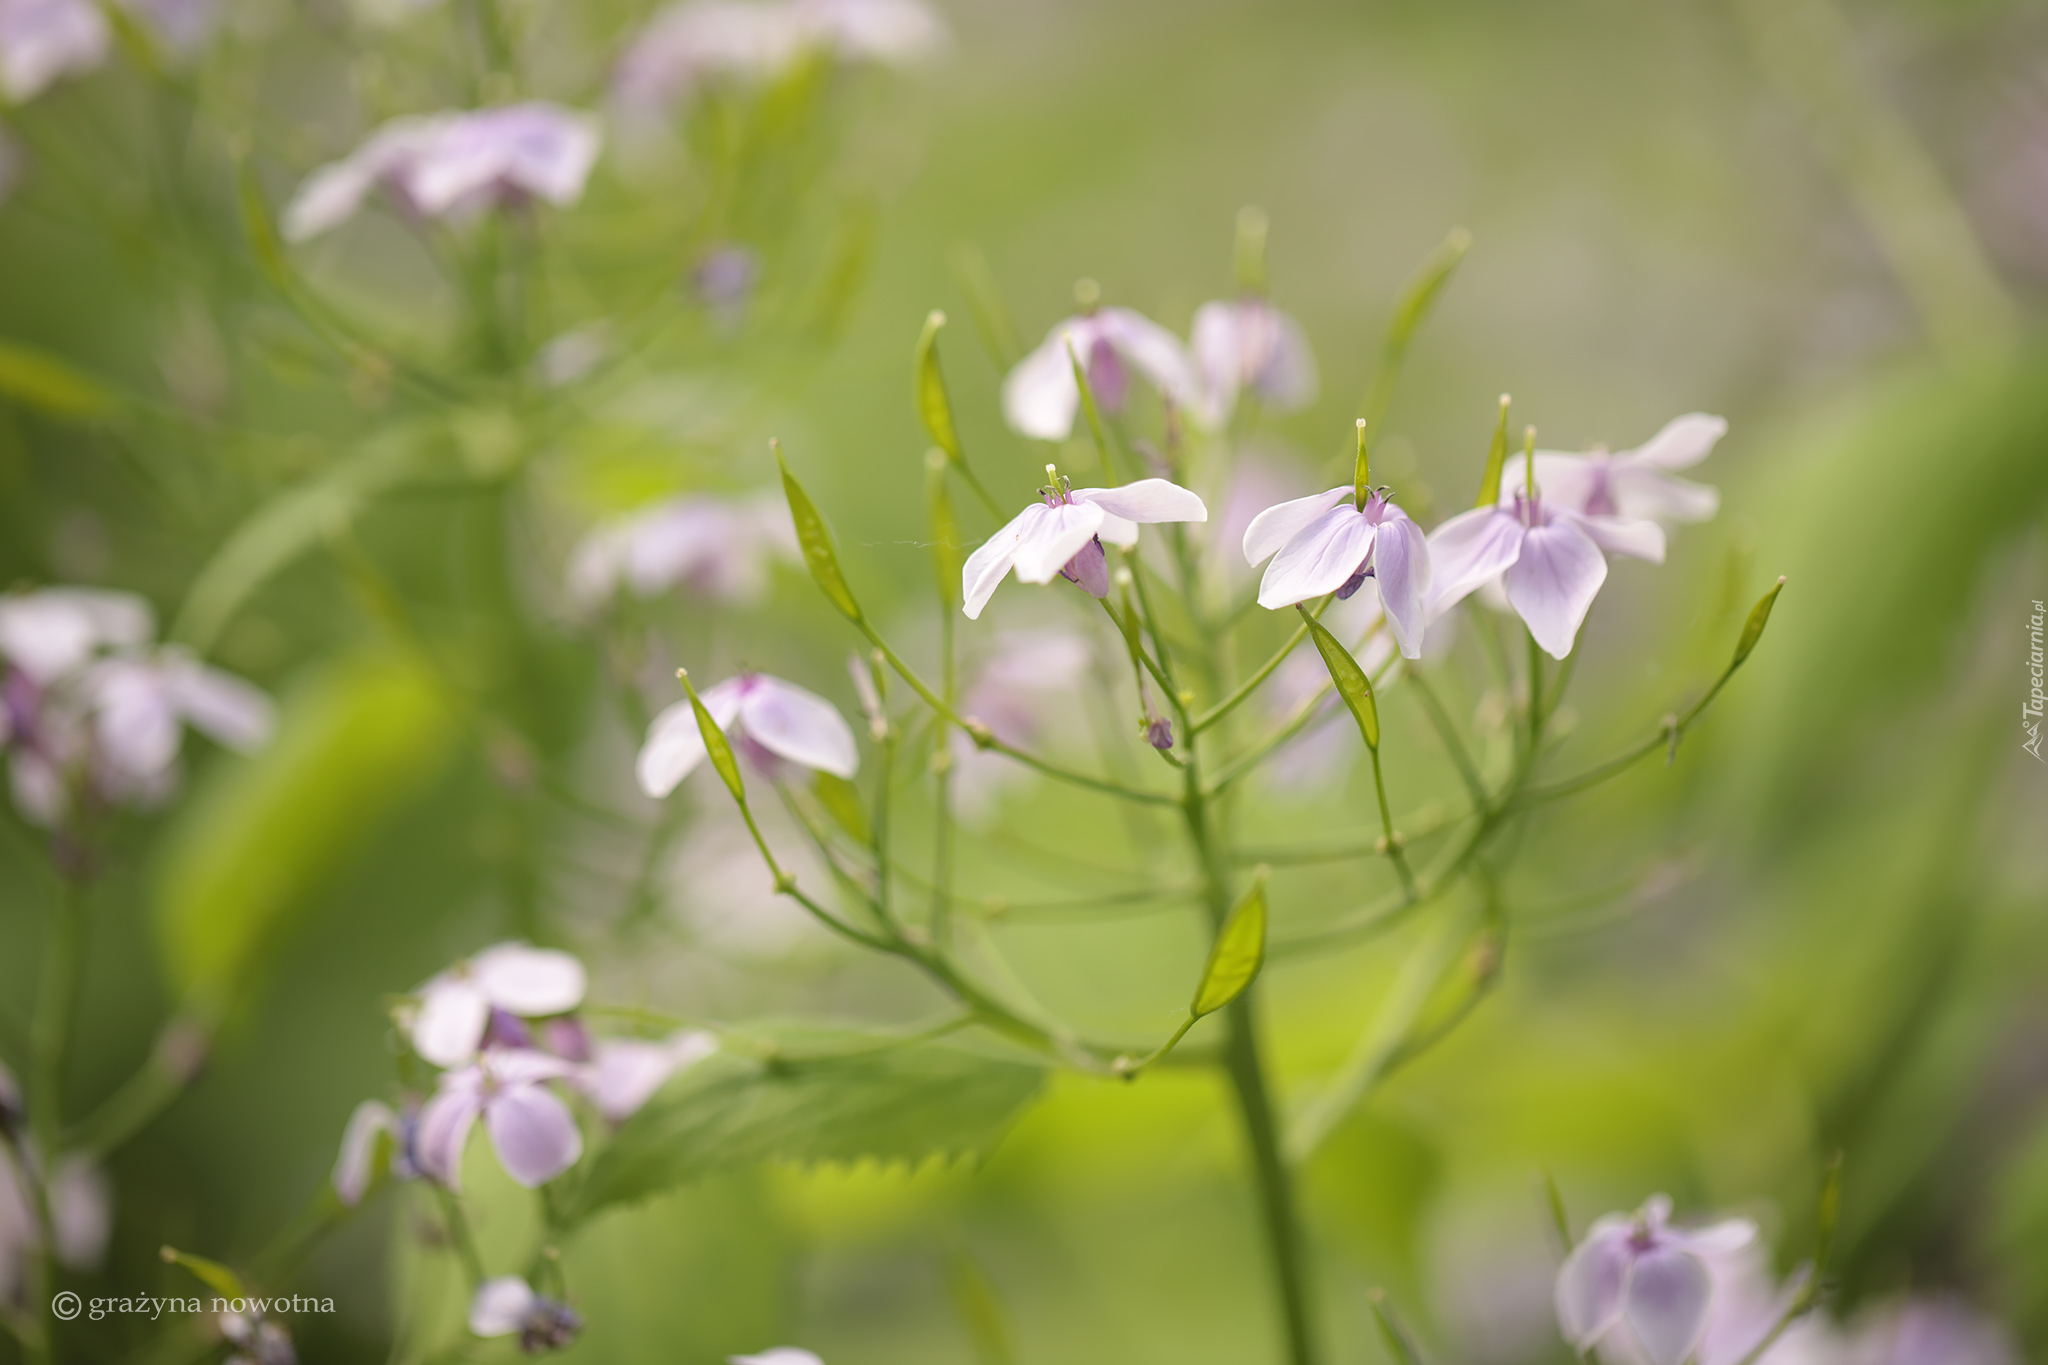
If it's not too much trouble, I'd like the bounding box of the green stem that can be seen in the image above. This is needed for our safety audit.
[30,873,90,1365]
[1405,668,1487,807]
[1368,747,1417,898]
[1192,597,1331,734]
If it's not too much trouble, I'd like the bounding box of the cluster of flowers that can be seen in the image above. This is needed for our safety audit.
[0,587,272,832]
[1558,1194,2016,1365]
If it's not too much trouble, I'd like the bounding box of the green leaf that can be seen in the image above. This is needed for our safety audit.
[946,1250,1019,1365]
[232,148,290,289]
[0,339,118,419]
[774,441,864,623]
[568,1040,1045,1220]
[1302,611,1380,750]
[914,311,963,464]
[1191,876,1267,1018]
[1730,576,1786,671]
[154,648,456,1006]
[1368,1289,1428,1365]
[677,669,746,803]
[160,1246,249,1300]
[813,771,870,843]
[1475,393,1511,509]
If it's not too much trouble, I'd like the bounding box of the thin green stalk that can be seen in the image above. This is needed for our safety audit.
[932,606,958,950]
[1192,597,1332,734]
[1368,747,1417,898]
[1405,668,1487,807]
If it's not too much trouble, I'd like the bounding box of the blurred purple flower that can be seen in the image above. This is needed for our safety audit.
[417,1049,584,1189]
[220,1307,297,1365]
[0,0,107,103]
[1002,307,1203,440]
[1555,1194,1757,1365]
[950,628,1092,821]
[282,103,601,242]
[1192,297,1316,424]
[1513,413,1723,526]
[638,671,858,797]
[0,587,153,685]
[582,1029,717,1121]
[567,490,797,610]
[1836,1296,2018,1365]
[534,326,610,387]
[410,942,588,1068]
[612,0,943,115]
[331,1098,420,1207]
[120,0,215,54]
[79,647,273,781]
[961,470,1207,619]
[1242,485,1430,657]
[693,243,759,323]
[470,1277,584,1352]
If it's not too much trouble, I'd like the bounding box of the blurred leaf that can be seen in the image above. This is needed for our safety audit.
[1191,877,1267,1018]
[1303,611,1379,750]
[1368,1289,1428,1365]
[1301,1104,1442,1301]
[0,338,118,419]
[153,647,456,1007]
[946,1249,1020,1365]
[159,1246,248,1299]
[814,770,870,843]
[915,310,963,464]
[775,441,864,622]
[568,1040,1045,1221]
[1729,576,1785,671]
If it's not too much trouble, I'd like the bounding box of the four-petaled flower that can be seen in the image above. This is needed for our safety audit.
[1555,1193,1757,1365]
[417,1049,585,1189]
[1192,297,1317,425]
[1518,413,1724,526]
[470,1277,584,1353]
[410,942,588,1068]
[962,469,1207,620]
[1001,306,1202,441]
[637,671,859,797]
[282,103,602,242]
[1241,486,1431,657]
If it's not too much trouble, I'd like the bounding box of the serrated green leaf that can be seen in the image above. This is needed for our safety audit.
[1303,612,1380,750]
[775,442,864,623]
[678,670,746,803]
[1192,878,1267,1018]
[568,1041,1044,1221]
[914,311,963,464]
[0,339,118,419]
[1731,576,1785,670]
[154,648,456,1006]
[813,770,869,843]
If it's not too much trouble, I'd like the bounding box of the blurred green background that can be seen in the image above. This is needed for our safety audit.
[2,0,2046,1361]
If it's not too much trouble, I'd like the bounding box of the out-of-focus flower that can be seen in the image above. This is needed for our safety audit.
[962,469,1207,619]
[693,243,759,325]
[220,1307,297,1365]
[411,942,588,1068]
[1555,1194,1758,1365]
[331,1099,422,1207]
[534,326,610,387]
[950,628,1092,821]
[0,1131,35,1308]
[567,490,797,610]
[1513,414,1723,526]
[471,1277,584,1352]
[0,587,153,685]
[417,1049,584,1189]
[282,103,602,242]
[1001,306,1203,440]
[612,0,943,115]
[120,0,215,53]
[730,1351,824,1365]
[80,649,274,785]
[638,671,858,797]
[48,1154,109,1270]
[1591,1235,1830,1365]
[1192,297,1316,424]
[1835,1296,2018,1365]
[0,0,108,104]
[1242,485,1430,656]
[1427,475,1664,660]
[583,1029,717,1121]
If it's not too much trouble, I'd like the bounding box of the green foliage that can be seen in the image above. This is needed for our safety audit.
[814,769,871,842]
[915,310,964,464]
[0,338,118,418]
[679,667,748,803]
[1302,611,1380,750]
[775,440,865,623]
[946,1249,1021,1365]
[567,1040,1046,1221]
[1191,877,1267,1018]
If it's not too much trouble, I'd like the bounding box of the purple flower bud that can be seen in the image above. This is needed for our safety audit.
[541,1016,592,1063]
[1058,537,1111,599]
[483,1007,534,1051]
[1145,715,1173,750]
[519,1299,583,1354]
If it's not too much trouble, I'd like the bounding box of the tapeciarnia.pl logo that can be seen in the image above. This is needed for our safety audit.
[2026,599,2044,761]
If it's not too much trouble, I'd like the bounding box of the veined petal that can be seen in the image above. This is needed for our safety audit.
[471,943,586,1016]
[737,675,860,778]
[1426,507,1527,617]
[1567,511,1666,564]
[1624,413,1726,471]
[1622,1248,1714,1365]
[470,1277,537,1337]
[1256,505,1373,610]
[415,1084,482,1188]
[637,700,707,797]
[1242,486,1350,566]
[413,978,491,1068]
[485,1085,584,1187]
[1503,520,1607,659]
[1072,478,1207,525]
[1369,512,1431,659]
[333,1100,397,1207]
[962,502,1047,621]
[1001,326,1084,440]
[1011,502,1106,584]
[1555,1222,1635,1349]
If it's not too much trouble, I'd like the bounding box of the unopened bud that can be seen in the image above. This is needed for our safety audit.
[1145,716,1174,750]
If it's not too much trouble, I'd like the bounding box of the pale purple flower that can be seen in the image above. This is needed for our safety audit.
[48,1155,109,1271]
[331,1099,422,1207]
[1555,1194,1758,1365]
[637,671,858,797]
[1192,297,1317,423]
[1427,481,1664,660]
[0,587,153,685]
[282,103,602,242]
[612,0,943,114]
[961,470,1207,620]
[416,1048,584,1189]
[949,629,1092,820]
[470,1277,584,1352]
[220,1312,296,1365]
[0,0,107,103]
[1241,485,1431,657]
[79,648,274,784]
[1001,309,1203,441]
[567,490,796,609]
[1592,1235,1831,1365]
[1836,1296,2017,1365]
[1514,413,1724,526]
[731,1351,824,1365]
[583,1029,717,1121]
[410,942,587,1068]
[119,0,215,54]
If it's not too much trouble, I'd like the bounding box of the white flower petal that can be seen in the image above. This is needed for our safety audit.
[1072,478,1207,525]
[471,943,587,1016]
[1255,504,1374,610]
[166,656,274,751]
[484,1084,584,1187]
[1613,467,1721,524]
[1425,507,1527,618]
[1623,1248,1715,1365]
[1671,1216,1757,1257]
[1242,486,1351,566]
[332,1100,397,1207]
[0,0,109,104]
[587,1031,716,1122]
[414,1082,482,1188]
[737,675,860,778]
[1097,307,1201,410]
[1503,519,1607,659]
[413,978,491,1068]
[49,1156,109,1271]
[1094,511,1140,548]
[1555,1219,1636,1349]
[1567,511,1666,564]
[0,587,153,684]
[1001,326,1085,440]
[729,1351,825,1365]
[469,1277,537,1337]
[961,502,1047,621]
[1010,501,1106,585]
[1625,413,1726,471]
[1369,511,1431,659]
